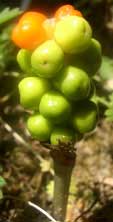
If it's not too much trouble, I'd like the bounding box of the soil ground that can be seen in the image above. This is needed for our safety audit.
[0,118,113,222]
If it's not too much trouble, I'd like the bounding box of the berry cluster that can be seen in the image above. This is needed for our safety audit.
[12,5,102,145]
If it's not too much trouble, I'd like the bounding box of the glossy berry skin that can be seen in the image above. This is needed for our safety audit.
[11,12,47,50]
[27,113,53,141]
[50,127,75,145]
[72,100,97,133]
[18,77,51,110]
[17,49,33,73]
[87,80,97,104]
[31,40,64,78]
[53,66,90,101]
[54,16,92,54]
[39,90,71,123]
[43,18,56,40]
[54,4,82,21]
[66,38,102,76]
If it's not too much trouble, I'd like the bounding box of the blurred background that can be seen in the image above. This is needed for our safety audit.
[1,1,113,222]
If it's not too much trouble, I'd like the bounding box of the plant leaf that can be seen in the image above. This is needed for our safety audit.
[0,7,22,25]
[0,190,3,199]
[0,176,6,188]
[99,56,113,80]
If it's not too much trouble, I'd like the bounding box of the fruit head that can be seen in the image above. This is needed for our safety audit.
[72,100,98,133]
[54,16,92,54]
[27,113,53,141]
[11,12,47,50]
[39,90,71,123]
[53,66,90,101]
[66,38,102,76]
[50,127,75,145]
[18,77,51,110]
[17,49,33,74]
[31,40,64,78]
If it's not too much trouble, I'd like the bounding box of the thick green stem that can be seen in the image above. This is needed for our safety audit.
[53,161,73,221]
[66,166,77,222]
[51,148,76,222]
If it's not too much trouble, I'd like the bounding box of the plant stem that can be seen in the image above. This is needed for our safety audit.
[51,147,76,222]
[66,165,77,222]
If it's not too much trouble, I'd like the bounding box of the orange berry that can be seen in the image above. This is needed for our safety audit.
[43,18,56,40]
[54,4,82,21]
[70,9,83,17]
[55,4,74,18]
[11,11,47,50]
[18,11,47,24]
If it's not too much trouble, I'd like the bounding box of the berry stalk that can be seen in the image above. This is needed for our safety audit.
[51,146,76,221]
